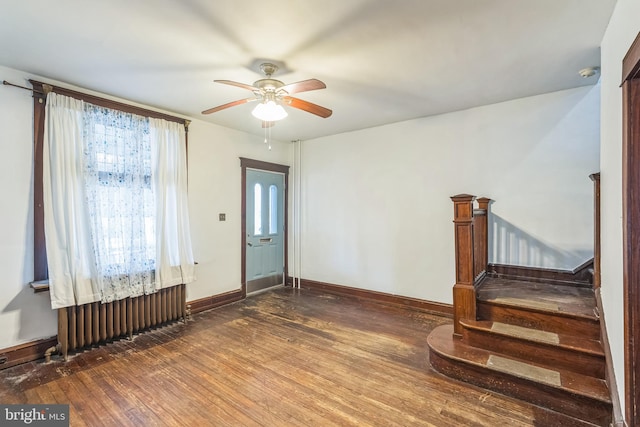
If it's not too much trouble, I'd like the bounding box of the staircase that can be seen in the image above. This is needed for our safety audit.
[427,194,612,427]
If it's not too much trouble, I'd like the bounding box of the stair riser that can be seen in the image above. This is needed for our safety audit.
[462,327,605,378]
[477,302,600,340]
[430,350,612,426]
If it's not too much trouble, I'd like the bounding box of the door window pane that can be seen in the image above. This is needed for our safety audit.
[254,183,262,235]
[269,184,277,234]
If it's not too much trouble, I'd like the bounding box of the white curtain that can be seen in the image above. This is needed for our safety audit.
[44,93,100,308]
[43,93,195,309]
[150,118,196,287]
[83,103,157,302]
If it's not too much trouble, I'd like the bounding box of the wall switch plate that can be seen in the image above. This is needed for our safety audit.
[219,213,226,221]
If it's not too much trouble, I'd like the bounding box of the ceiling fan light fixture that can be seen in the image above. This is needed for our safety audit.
[203,62,331,121]
[251,100,288,121]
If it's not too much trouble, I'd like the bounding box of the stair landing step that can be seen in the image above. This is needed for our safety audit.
[480,295,598,320]
[478,277,597,319]
[428,324,611,404]
[460,320,604,356]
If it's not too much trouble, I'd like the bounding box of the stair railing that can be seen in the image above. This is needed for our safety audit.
[589,173,601,289]
[451,194,491,336]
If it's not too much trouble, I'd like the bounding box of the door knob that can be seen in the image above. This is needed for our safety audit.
[247,242,253,247]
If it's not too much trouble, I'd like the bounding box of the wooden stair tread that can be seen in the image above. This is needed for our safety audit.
[460,319,604,357]
[428,324,611,404]
[477,277,597,319]
[487,354,561,386]
[478,295,598,321]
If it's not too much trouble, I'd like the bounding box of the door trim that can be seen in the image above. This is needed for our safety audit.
[622,31,640,426]
[240,157,289,298]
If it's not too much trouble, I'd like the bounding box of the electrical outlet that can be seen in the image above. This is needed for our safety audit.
[219,213,226,221]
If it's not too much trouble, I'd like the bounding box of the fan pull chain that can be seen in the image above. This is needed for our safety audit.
[264,124,268,145]
[261,121,273,150]
[262,122,272,150]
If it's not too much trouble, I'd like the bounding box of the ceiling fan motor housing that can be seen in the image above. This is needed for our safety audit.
[259,62,278,77]
[253,78,285,93]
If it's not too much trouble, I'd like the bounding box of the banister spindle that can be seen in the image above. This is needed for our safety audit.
[476,197,491,278]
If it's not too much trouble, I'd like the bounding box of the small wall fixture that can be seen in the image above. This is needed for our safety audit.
[578,66,600,78]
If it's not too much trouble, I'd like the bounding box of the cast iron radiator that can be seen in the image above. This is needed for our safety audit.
[56,283,186,360]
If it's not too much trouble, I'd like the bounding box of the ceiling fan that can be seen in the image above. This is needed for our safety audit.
[201,63,332,126]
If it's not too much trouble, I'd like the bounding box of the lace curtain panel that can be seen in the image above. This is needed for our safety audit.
[43,92,195,309]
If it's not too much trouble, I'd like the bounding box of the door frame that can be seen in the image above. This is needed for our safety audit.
[240,157,289,298]
[622,31,640,426]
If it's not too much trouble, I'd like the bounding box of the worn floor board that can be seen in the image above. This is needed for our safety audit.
[0,287,568,426]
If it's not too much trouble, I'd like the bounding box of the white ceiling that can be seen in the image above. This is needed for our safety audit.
[0,0,616,142]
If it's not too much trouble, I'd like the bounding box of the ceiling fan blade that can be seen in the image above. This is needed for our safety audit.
[214,80,258,92]
[262,121,275,128]
[282,96,332,118]
[278,79,326,95]
[201,97,256,115]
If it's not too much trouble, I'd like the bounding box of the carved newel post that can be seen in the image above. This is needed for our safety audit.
[451,194,477,336]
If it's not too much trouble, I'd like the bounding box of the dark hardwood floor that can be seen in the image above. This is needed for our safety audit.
[0,287,581,426]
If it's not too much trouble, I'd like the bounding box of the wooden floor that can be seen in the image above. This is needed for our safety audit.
[0,287,581,426]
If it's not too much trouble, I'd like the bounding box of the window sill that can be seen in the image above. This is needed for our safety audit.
[27,263,198,294]
[30,280,50,293]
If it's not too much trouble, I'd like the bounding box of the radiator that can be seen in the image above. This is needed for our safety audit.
[56,284,186,361]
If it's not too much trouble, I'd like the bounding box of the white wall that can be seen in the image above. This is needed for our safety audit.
[0,64,291,350]
[0,66,55,349]
[299,86,600,303]
[600,0,640,415]
[0,60,604,365]
[187,120,290,301]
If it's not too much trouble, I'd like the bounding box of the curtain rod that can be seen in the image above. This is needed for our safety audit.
[2,80,44,94]
[5,79,190,128]
[24,79,189,128]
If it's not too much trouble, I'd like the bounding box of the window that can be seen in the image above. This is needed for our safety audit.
[269,184,278,234]
[254,183,263,235]
[84,106,156,277]
[33,82,195,308]
[32,80,193,286]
